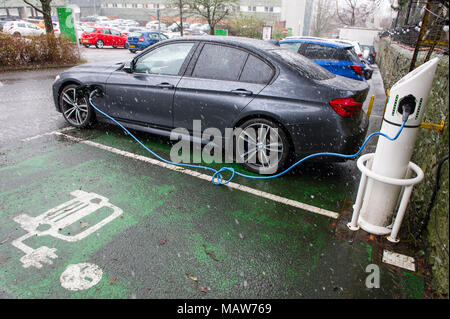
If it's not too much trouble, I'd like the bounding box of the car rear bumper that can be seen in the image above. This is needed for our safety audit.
[126,43,146,50]
[81,38,96,45]
[289,112,369,160]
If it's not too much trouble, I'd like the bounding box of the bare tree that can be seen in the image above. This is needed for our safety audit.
[190,0,238,35]
[169,0,191,36]
[335,0,380,27]
[23,0,54,35]
[312,0,335,36]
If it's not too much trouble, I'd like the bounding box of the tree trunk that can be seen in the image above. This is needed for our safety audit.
[41,0,54,35]
[179,4,183,37]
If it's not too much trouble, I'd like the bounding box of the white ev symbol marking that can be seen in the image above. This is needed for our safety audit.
[12,190,123,268]
[60,263,103,291]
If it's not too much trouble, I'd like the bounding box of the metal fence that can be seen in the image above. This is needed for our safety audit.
[378,0,449,69]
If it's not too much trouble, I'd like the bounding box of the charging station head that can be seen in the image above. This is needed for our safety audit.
[383,57,439,126]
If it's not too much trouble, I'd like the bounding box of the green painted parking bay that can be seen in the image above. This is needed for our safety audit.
[0,128,424,298]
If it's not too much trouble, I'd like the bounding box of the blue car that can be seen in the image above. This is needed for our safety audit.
[279,38,367,81]
[126,32,168,53]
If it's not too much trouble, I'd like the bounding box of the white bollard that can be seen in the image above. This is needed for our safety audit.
[348,57,440,242]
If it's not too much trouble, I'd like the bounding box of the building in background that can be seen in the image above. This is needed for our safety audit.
[69,0,103,17]
[281,0,314,36]
[1,0,69,18]
[1,0,315,31]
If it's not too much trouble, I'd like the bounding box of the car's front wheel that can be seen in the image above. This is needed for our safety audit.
[237,118,290,175]
[59,84,94,128]
[95,40,104,48]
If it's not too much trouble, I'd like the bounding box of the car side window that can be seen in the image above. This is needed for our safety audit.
[110,29,120,36]
[302,44,337,60]
[239,55,274,84]
[101,29,111,34]
[134,42,194,75]
[18,23,26,28]
[150,33,160,39]
[192,44,248,81]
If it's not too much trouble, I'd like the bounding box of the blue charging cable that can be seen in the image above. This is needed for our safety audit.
[87,90,406,186]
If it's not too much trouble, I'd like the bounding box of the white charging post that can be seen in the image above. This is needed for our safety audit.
[348,57,440,243]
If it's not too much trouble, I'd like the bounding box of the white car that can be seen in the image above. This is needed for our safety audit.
[189,23,203,30]
[334,39,364,58]
[4,21,45,36]
[146,22,167,32]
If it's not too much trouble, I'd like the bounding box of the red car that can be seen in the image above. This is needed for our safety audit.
[81,27,127,48]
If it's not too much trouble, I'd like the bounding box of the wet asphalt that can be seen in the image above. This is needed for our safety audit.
[0,47,426,299]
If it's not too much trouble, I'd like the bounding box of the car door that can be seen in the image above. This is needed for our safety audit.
[16,22,27,35]
[104,41,197,128]
[172,43,274,133]
[100,29,111,46]
[110,29,123,46]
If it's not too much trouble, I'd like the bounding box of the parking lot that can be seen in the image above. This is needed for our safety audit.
[0,47,426,299]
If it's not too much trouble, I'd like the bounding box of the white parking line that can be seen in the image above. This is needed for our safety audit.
[21,127,75,142]
[52,131,340,219]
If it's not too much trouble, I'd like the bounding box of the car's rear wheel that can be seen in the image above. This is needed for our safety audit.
[83,44,90,48]
[59,84,94,128]
[13,32,21,37]
[129,49,137,53]
[95,40,104,48]
[237,118,290,175]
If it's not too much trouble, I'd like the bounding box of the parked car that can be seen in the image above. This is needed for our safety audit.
[80,27,127,48]
[335,39,374,79]
[279,38,368,81]
[0,16,19,30]
[119,26,146,37]
[53,36,369,174]
[360,44,376,64]
[183,29,206,36]
[335,39,364,58]
[146,23,167,32]
[4,21,45,36]
[126,31,168,53]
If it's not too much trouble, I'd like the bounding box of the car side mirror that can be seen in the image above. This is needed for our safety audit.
[123,61,134,73]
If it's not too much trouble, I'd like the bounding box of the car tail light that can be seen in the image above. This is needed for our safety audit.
[329,98,363,117]
[350,65,362,76]
[138,37,144,42]
[358,53,362,57]
[9,26,13,30]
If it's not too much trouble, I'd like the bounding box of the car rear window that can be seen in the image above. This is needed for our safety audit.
[279,42,301,52]
[302,43,338,60]
[84,27,97,33]
[268,49,335,81]
[129,32,143,37]
[336,48,361,62]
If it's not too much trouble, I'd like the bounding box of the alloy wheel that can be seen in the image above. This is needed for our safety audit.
[60,87,90,127]
[238,122,285,174]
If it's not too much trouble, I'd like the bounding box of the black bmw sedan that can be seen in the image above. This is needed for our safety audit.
[52,36,369,174]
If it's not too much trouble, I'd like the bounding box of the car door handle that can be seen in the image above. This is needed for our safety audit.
[156,82,174,89]
[231,89,253,96]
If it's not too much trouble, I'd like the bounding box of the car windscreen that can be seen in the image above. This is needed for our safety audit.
[84,27,97,33]
[268,49,335,81]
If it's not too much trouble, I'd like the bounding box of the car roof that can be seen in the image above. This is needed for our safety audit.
[279,38,352,49]
[168,36,280,52]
